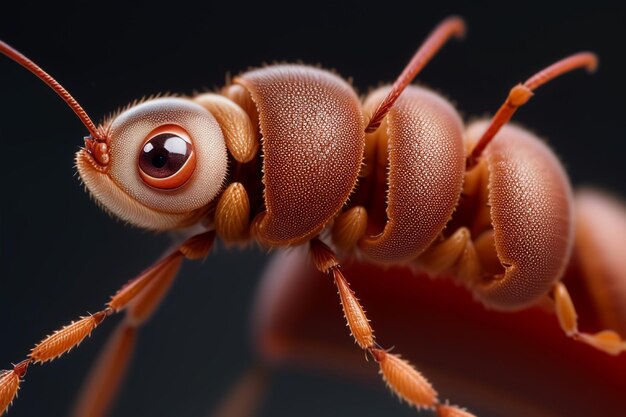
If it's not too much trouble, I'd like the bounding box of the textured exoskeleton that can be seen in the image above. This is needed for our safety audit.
[1,16,624,417]
[463,121,574,310]
[358,86,465,264]
[235,66,365,246]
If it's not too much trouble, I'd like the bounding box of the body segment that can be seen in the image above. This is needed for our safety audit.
[235,65,365,246]
[465,122,574,310]
[358,86,465,264]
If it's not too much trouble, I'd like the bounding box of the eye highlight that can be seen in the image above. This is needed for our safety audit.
[138,125,196,189]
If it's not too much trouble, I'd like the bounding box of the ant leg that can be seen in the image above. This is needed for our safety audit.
[553,282,626,355]
[0,232,215,416]
[71,231,216,417]
[208,366,268,417]
[365,17,465,133]
[551,190,626,356]
[331,206,368,252]
[70,324,136,417]
[467,53,597,168]
[417,227,481,283]
[215,182,252,246]
[309,238,475,417]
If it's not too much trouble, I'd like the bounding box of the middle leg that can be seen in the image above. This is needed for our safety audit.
[309,238,474,417]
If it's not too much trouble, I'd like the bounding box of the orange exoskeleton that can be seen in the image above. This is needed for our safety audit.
[0,15,625,417]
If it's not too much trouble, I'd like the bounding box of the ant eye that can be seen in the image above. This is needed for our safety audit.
[138,125,196,189]
[140,134,190,176]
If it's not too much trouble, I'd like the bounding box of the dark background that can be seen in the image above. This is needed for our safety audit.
[1,1,625,417]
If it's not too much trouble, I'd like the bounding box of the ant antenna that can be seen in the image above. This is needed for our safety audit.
[467,52,598,168]
[365,16,466,133]
[0,41,101,140]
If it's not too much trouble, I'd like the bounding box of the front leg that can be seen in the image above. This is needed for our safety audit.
[0,231,215,416]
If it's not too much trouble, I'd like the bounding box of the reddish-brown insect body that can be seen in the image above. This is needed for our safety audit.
[236,66,365,246]
[358,85,465,263]
[1,15,625,417]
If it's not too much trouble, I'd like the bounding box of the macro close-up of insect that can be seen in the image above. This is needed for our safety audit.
[1,3,625,417]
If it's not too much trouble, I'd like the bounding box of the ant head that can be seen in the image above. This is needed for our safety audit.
[1,41,228,230]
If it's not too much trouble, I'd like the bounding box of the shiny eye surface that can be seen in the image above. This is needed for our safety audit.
[138,125,196,189]
[140,133,191,177]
